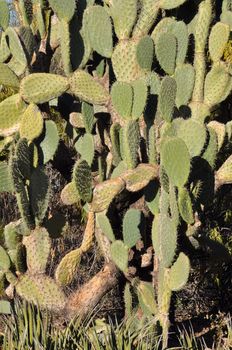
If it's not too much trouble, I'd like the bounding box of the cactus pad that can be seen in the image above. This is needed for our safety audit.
[20,73,69,104]
[0,63,19,88]
[158,77,177,123]
[84,5,113,58]
[0,94,26,136]
[73,159,92,203]
[123,209,141,248]
[20,104,44,141]
[209,22,230,63]
[90,178,125,212]
[96,213,115,242]
[0,246,11,272]
[23,227,51,274]
[16,274,66,310]
[155,33,177,75]
[169,253,190,291]
[55,248,82,286]
[161,137,190,188]
[49,0,76,21]
[61,182,80,205]
[69,70,109,105]
[178,188,194,224]
[110,240,128,272]
[122,163,158,192]
[111,82,133,120]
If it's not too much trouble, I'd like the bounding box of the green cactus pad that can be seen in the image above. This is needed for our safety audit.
[178,188,194,224]
[18,0,33,26]
[49,0,76,21]
[122,163,158,192]
[110,123,122,166]
[90,178,125,212]
[161,137,190,188]
[14,138,32,180]
[0,0,9,30]
[0,63,19,88]
[55,247,82,286]
[209,22,230,63]
[176,119,207,157]
[69,70,109,105]
[110,240,128,272]
[123,209,141,248]
[0,246,11,272]
[5,27,27,69]
[144,181,160,215]
[152,214,177,268]
[147,72,161,95]
[0,32,11,63]
[60,20,72,76]
[112,40,144,83]
[73,159,92,203]
[136,36,154,71]
[20,73,69,104]
[170,21,189,66]
[82,102,95,134]
[121,120,140,169]
[61,181,80,205]
[131,79,148,120]
[202,127,218,169]
[148,125,157,165]
[16,274,66,310]
[110,0,137,39]
[111,82,133,120]
[204,66,230,107]
[160,0,187,10]
[194,0,212,52]
[158,77,177,123]
[169,253,190,291]
[111,161,128,178]
[39,120,59,164]
[29,167,50,224]
[4,221,22,250]
[155,33,177,75]
[133,0,159,37]
[175,64,195,107]
[96,213,115,242]
[0,161,13,192]
[20,104,44,141]
[83,5,113,58]
[124,282,132,317]
[75,134,95,166]
[0,94,26,136]
[151,17,176,43]
[23,227,51,274]
[137,282,157,316]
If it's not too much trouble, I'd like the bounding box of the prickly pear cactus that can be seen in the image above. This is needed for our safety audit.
[0,0,232,347]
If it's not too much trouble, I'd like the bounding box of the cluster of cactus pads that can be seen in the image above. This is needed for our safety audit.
[0,0,232,346]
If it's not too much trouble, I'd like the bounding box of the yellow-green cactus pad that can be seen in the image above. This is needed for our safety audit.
[0,63,20,88]
[0,94,26,136]
[69,70,109,105]
[20,73,69,104]
[16,274,66,310]
[90,178,125,212]
[20,104,44,141]
[122,163,158,192]
[23,227,51,274]
[55,248,82,286]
